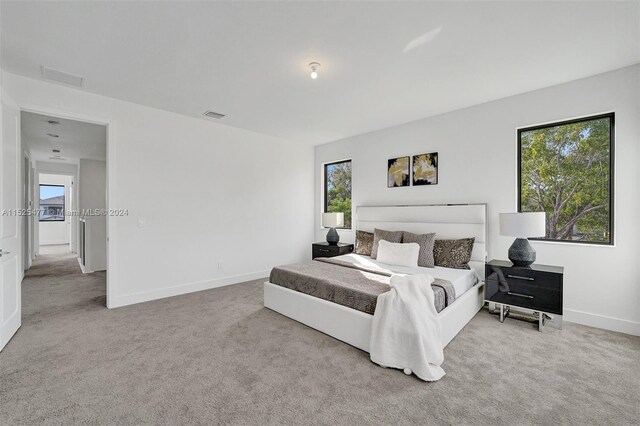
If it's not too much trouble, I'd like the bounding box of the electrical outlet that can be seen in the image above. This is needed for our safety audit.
[137,218,146,228]
[217,262,223,271]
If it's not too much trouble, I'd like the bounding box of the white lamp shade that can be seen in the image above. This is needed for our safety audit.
[322,212,344,228]
[499,212,546,238]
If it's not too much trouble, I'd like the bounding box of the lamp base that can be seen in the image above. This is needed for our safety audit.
[326,227,340,245]
[508,238,536,267]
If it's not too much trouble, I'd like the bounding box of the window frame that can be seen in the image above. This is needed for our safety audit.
[323,159,352,229]
[39,184,66,222]
[517,112,615,246]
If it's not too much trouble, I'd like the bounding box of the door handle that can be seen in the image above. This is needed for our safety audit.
[0,250,10,257]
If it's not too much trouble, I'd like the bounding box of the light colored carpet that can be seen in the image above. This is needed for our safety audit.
[1,251,638,425]
[38,244,72,256]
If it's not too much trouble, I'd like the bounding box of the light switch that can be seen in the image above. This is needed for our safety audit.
[137,217,146,228]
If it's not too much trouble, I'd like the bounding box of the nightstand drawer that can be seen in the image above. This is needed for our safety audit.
[502,269,561,289]
[312,243,354,259]
[314,246,336,256]
[487,279,561,314]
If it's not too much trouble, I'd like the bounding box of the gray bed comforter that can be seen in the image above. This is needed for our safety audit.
[269,257,456,315]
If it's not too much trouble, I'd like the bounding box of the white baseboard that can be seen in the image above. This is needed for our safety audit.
[109,270,270,309]
[564,309,640,336]
[78,257,93,274]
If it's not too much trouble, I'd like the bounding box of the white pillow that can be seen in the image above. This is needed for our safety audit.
[376,240,420,267]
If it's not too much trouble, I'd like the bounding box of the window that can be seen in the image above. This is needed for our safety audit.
[324,160,352,229]
[39,184,65,222]
[518,113,614,244]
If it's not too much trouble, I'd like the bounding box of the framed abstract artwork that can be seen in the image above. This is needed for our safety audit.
[412,152,438,185]
[387,156,410,187]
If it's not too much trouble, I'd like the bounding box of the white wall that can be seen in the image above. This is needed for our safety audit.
[38,173,72,246]
[78,159,106,272]
[3,72,314,308]
[315,65,640,335]
[36,161,78,176]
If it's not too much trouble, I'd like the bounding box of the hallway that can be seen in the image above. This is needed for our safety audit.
[23,245,106,320]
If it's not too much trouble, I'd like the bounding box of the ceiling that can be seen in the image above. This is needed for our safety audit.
[2,1,639,145]
[21,111,106,164]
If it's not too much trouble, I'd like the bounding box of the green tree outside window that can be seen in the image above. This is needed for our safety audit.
[519,114,613,244]
[324,160,352,229]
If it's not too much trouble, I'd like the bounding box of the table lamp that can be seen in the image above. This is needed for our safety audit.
[499,212,546,267]
[322,212,344,245]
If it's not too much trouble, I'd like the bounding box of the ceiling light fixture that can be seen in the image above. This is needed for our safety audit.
[46,133,59,138]
[52,149,61,153]
[309,62,321,79]
[47,120,60,126]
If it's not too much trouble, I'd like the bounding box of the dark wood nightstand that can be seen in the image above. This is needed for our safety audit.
[312,242,354,259]
[485,259,563,331]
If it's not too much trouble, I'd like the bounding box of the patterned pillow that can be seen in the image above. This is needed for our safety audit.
[354,230,374,256]
[371,229,403,259]
[433,238,475,269]
[402,232,436,268]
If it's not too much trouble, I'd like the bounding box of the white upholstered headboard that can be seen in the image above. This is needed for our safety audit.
[356,204,487,280]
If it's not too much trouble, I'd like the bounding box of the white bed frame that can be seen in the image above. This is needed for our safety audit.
[264,204,487,351]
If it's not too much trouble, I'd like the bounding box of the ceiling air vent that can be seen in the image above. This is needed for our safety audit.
[49,156,67,161]
[203,110,226,119]
[41,66,84,87]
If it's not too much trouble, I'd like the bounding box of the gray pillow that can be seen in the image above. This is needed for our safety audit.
[433,238,475,269]
[371,228,403,259]
[354,230,374,256]
[402,232,436,268]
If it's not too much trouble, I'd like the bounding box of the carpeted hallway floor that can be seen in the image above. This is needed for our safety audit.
[1,249,638,425]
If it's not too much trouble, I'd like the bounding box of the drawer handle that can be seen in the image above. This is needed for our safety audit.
[507,291,534,299]
[318,249,331,253]
[507,274,534,281]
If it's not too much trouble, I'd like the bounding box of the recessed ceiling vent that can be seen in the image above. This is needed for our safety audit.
[41,66,84,87]
[47,120,60,126]
[49,156,67,161]
[46,133,59,138]
[203,110,226,119]
[52,149,61,153]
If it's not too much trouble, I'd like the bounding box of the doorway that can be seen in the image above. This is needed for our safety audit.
[21,111,108,307]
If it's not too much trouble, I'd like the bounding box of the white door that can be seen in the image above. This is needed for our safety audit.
[0,89,21,351]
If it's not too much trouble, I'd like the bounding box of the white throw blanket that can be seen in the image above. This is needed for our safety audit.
[370,274,445,381]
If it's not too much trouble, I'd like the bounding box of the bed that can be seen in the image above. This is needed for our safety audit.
[264,204,487,351]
